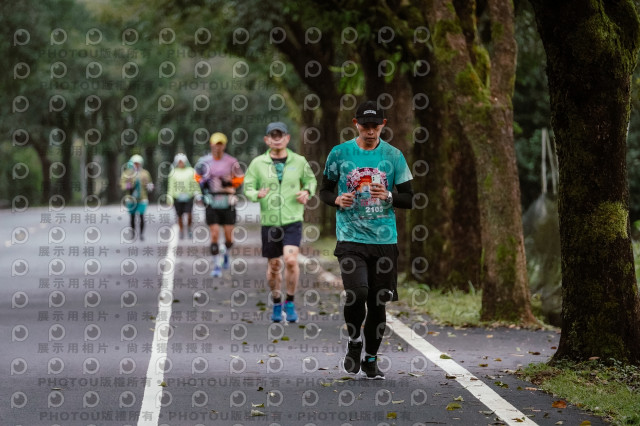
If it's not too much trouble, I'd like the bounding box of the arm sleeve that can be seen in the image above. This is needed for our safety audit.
[392,180,414,209]
[319,174,339,207]
[243,163,259,202]
[166,174,176,199]
[120,173,127,191]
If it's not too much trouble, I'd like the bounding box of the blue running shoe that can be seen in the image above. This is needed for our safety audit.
[284,301,298,323]
[211,265,222,277]
[271,303,283,322]
[222,253,230,270]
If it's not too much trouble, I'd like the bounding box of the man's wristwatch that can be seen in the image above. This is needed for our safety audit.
[385,191,393,204]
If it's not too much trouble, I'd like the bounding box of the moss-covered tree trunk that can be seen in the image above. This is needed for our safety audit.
[409,63,483,291]
[530,0,640,363]
[423,0,536,324]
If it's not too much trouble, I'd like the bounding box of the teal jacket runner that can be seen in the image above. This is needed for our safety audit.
[244,148,317,226]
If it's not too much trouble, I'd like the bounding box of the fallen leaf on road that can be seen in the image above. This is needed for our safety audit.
[529,351,541,355]
[525,387,538,391]
[580,422,591,425]
[387,412,397,419]
[440,354,452,359]
[479,363,489,367]
[250,410,266,417]
[252,403,264,408]
[392,400,404,404]
[454,396,464,401]
[552,400,567,409]
[445,374,456,379]
[446,403,462,410]
[486,334,494,338]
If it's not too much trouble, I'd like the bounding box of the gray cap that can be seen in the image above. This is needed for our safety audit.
[266,122,288,135]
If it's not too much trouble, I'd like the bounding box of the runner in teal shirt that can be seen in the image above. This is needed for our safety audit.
[320,100,414,380]
[324,138,412,244]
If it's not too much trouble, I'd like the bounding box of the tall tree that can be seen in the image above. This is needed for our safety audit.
[530,0,640,362]
[420,0,536,324]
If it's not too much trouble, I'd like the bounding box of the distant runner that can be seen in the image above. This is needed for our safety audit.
[120,154,154,242]
[194,132,244,277]
[167,153,200,239]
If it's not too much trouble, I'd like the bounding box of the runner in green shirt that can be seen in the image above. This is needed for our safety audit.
[244,122,317,323]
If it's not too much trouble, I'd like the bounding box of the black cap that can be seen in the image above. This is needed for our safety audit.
[355,100,384,125]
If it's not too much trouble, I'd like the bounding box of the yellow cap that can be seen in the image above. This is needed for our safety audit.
[209,132,227,145]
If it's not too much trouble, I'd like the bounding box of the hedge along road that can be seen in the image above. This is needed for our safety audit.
[1,201,605,426]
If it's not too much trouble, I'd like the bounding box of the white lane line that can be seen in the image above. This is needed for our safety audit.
[387,315,539,426]
[138,225,180,426]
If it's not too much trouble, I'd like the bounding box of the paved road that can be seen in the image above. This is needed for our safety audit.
[1,202,604,426]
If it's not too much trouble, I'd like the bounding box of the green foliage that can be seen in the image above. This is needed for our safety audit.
[520,359,640,424]
[0,0,283,204]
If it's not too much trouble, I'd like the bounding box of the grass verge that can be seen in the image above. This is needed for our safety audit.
[396,281,482,327]
[519,360,640,425]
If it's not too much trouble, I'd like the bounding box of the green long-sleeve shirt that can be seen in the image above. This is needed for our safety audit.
[244,149,317,226]
[167,166,200,202]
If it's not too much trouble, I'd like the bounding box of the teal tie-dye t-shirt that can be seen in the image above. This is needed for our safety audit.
[323,138,412,244]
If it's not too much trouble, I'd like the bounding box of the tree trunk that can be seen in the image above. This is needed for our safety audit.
[423,0,536,324]
[105,149,120,204]
[531,0,640,362]
[60,121,73,203]
[34,141,51,205]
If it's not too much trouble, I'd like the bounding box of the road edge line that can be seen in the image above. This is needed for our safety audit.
[387,315,539,426]
[137,224,180,426]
